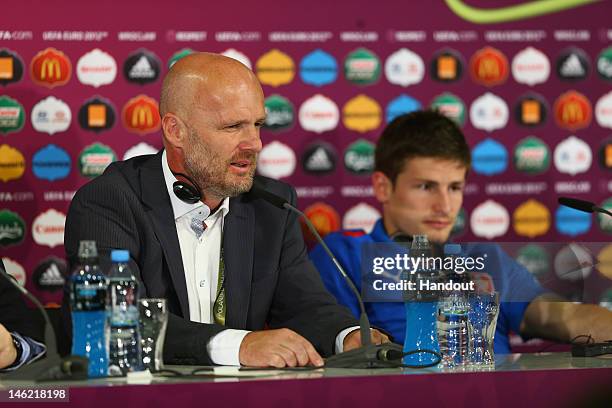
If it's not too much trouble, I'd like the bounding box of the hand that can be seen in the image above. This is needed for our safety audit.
[239,328,324,368]
[0,324,17,369]
[343,329,390,352]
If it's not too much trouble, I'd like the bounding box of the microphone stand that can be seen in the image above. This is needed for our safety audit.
[284,202,405,368]
[250,180,439,368]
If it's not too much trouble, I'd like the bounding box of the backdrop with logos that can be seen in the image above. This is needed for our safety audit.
[0,0,611,308]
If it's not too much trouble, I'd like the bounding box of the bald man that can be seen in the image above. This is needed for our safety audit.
[63,53,386,368]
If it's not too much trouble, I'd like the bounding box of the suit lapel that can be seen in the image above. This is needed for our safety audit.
[139,153,190,318]
[223,197,254,328]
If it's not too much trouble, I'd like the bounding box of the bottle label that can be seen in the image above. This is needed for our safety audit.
[71,282,106,311]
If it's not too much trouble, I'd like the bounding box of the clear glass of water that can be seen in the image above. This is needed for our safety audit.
[467,291,500,366]
[437,292,470,367]
[138,298,168,372]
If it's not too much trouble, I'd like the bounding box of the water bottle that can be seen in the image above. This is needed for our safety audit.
[70,240,108,378]
[403,235,440,366]
[437,244,469,367]
[107,249,142,375]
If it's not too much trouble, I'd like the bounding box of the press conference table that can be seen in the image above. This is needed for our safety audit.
[1,353,611,407]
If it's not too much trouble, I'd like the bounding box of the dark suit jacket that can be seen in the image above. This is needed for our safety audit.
[0,260,44,343]
[63,151,357,365]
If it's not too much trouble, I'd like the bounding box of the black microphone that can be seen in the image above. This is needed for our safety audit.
[0,261,88,381]
[249,179,407,368]
[558,197,612,217]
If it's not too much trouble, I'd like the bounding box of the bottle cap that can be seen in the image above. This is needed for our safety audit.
[410,234,429,249]
[77,240,98,260]
[111,249,130,263]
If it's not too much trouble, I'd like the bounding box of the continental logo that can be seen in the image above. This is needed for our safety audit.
[554,90,591,131]
[0,144,25,182]
[513,199,550,238]
[256,49,295,87]
[470,47,508,86]
[342,94,381,133]
[30,48,71,88]
[122,95,160,134]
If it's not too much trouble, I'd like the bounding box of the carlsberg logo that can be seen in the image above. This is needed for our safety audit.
[0,209,25,246]
[345,152,373,171]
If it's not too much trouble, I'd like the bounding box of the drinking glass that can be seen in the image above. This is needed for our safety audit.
[467,291,500,366]
[138,298,168,372]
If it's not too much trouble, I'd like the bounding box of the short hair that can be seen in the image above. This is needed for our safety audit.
[375,110,471,184]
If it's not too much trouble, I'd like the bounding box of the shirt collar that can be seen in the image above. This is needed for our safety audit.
[161,150,230,221]
[369,218,392,242]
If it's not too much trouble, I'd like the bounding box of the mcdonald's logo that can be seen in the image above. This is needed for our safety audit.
[30,48,71,88]
[470,47,508,86]
[122,95,160,134]
[554,90,592,131]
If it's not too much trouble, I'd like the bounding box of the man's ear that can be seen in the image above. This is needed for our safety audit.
[372,171,392,204]
[161,113,186,149]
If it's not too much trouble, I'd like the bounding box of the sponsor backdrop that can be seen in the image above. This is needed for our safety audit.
[0,0,611,309]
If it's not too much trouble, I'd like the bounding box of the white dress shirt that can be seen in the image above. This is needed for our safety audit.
[162,151,356,366]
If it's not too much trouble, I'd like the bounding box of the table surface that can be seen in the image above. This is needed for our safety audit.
[1,353,612,408]
[1,352,611,388]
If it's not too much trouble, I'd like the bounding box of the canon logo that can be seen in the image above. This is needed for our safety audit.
[35,225,64,234]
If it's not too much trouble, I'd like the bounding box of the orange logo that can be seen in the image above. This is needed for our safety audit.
[122,95,160,134]
[30,48,71,88]
[554,90,592,131]
[470,47,508,86]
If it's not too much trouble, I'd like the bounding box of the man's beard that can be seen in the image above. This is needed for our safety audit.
[183,129,257,199]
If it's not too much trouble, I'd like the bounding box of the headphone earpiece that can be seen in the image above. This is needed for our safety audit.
[171,172,202,204]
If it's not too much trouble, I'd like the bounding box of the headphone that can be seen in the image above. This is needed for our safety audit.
[172,171,202,204]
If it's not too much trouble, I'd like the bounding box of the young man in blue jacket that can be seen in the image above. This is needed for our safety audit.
[310,110,612,353]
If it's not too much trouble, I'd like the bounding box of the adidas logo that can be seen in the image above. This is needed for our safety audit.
[129,56,155,79]
[560,54,585,77]
[39,263,65,286]
[306,147,332,170]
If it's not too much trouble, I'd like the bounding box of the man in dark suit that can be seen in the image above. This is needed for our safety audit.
[64,53,388,367]
[0,259,45,371]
